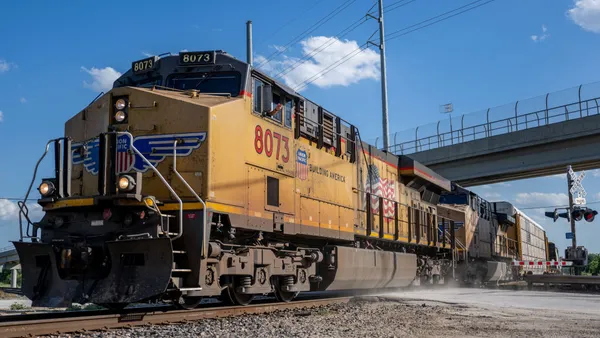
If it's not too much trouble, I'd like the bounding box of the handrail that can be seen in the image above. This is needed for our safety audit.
[113,132,184,241]
[18,138,64,241]
[0,245,14,252]
[172,140,209,258]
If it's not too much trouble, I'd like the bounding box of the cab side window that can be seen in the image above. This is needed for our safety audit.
[284,99,293,128]
[252,76,293,129]
[253,78,264,114]
[271,93,282,123]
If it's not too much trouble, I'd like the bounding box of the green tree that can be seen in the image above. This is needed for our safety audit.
[586,253,600,275]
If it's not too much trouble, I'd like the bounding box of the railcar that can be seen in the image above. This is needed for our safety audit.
[15,50,459,309]
[438,184,517,284]
[493,202,549,275]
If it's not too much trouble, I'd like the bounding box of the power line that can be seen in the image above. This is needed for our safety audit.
[255,0,327,46]
[293,41,371,91]
[256,0,357,68]
[291,0,494,91]
[367,0,419,16]
[385,0,419,13]
[386,0,495,42]
[518,200,600,211]
[269,0,420,83]
[274,16,370,78]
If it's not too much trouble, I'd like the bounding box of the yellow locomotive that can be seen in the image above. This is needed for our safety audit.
[15,50,531,309]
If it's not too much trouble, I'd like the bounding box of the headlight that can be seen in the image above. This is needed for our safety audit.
[118,175,135,192]
[115,99,127,110]
[39,181,55,196]
[114,111,127,122]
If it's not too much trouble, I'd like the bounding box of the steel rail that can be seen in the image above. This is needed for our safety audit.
[0,297,351,337]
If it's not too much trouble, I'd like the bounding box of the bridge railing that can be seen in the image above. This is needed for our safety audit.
[379,82,600,155]
[0,245,15,253]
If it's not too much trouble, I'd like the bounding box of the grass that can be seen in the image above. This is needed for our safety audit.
[9,302,28,311]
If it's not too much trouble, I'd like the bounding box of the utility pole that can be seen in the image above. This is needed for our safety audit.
[377,0,390,150]
[567,165,577,249]
[246,20,253,66]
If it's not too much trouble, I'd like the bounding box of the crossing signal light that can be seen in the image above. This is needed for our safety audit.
[559,211,571,222]
[584,209,597,222]
[545,209,559,222]
[572,208,584,222]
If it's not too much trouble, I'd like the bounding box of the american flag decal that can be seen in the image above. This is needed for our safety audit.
[365,164,396,218]
[296,149,308,180]
[116,135,134,173]
[116,149,135,173]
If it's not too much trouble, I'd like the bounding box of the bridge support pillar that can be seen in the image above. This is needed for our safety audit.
[10,265,19,288]
[11,268,17,288]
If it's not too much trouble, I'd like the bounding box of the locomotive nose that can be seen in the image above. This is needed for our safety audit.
[13,237,173,307]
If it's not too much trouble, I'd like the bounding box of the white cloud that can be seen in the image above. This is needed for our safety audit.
[530,24,550,42]
[270,44,286,52]
[0,199,44,223]
[0,200,19,221]
[81,66,121,92]
[483,192,502,200]
[591,169,600,177]
[142,51,154,57]
[0,59,15,73]
[256,36,380,91]
[568,0,600,33]
[515,192,569,207]
[0,110,3,123]
[19,97,26,104]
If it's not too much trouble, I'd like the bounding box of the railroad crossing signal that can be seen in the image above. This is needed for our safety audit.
[568,167,586,200]
[584,209,598,222]
[545,209,559,222]
[545,206,596,223]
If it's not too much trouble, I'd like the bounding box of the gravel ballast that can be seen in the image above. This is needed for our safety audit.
[42,295,600,338]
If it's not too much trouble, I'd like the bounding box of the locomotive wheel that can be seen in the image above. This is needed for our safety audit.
[221,278,254,306]
[274,286,298,303]
[273,277,298,303]
[177,296,203,310]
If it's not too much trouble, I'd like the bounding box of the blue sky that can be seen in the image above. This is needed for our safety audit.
[1,0,600,253]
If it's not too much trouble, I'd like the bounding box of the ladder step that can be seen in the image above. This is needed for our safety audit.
[168,287,202,292]
[173,250,187,254]
[172,268,192,273]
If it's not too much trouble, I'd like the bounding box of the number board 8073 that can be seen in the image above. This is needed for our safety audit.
[132,56,158,75]
[179,51,216,65]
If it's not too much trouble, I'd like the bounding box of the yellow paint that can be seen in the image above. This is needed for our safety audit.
[43,198,94,210]
[56,72,458,250]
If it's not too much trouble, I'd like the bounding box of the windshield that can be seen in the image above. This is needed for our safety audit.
[166,71,241,96]
[439,193,469,205]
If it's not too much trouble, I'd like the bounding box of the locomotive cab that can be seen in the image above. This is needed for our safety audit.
[14,51,258,307]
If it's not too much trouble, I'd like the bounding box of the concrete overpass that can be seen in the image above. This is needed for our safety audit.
[388,84,600,187]
[0,245,20,288]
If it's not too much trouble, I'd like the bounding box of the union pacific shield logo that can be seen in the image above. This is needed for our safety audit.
[296,149,308,180]
[72,132,207,175]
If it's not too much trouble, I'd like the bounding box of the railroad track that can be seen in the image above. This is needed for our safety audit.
[0,288,23,296]
[0,295,352,338]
